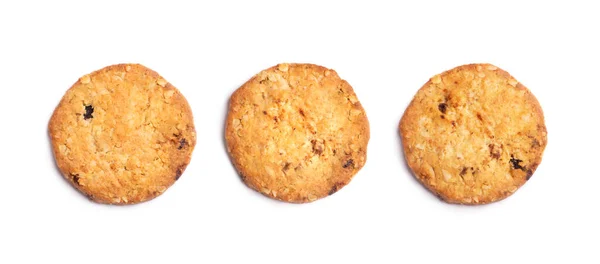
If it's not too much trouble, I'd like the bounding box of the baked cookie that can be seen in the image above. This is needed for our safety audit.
[49,64,196,205]
[225,63,369,203]
[399,63,547,205]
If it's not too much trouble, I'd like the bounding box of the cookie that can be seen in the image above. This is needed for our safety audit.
[49,64,196,205]
[225,63,370,203]
[399,63,547,205]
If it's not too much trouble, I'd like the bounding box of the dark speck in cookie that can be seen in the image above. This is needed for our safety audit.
[343,159,354,169]
[510,155,526,171]
[178,138,187,150]
[83,105,94,120]
[70,173,81,185]
[438,103,447,114]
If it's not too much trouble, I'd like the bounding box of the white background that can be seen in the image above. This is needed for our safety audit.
[1,0,598,263]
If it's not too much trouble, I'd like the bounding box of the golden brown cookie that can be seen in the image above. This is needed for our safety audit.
[399,63,547,205]
[49,64,196,205]
[225,63,370,203]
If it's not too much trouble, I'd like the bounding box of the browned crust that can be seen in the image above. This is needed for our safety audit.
[49,63,196,205]
[225,63,370,203]
[399,63,547,205]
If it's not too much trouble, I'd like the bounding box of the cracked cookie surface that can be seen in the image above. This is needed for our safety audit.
[49,64,196,205]
[225,63,370,203]
[399,63,547,205]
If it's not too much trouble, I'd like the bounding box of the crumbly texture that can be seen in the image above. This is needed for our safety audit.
[225,63,370,203]
[49,64,196,205]
[399,63,547,205]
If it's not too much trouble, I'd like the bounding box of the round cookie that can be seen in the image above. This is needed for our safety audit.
[225,63,370,203]
[399,63,547,205]
[49,64,196,205]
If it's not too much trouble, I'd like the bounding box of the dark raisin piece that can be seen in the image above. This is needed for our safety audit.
[460,167,468,176]
[314,147,323,155]
[477,113,483,122]
[438,103,447,114]
[175,168,183,180]
[178,138,188,150]
[263,111,267,115]
[509,155,526,171]
[329,183,343,195]
[526,169,533,180]
[440,115,445,119]
[451,121,456,127]
[282,162,291,172]
[70,173,80,185]
[259,77,270,84]
[343,159,354,169]
[83,105,94,120]
[299,109,305,117]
